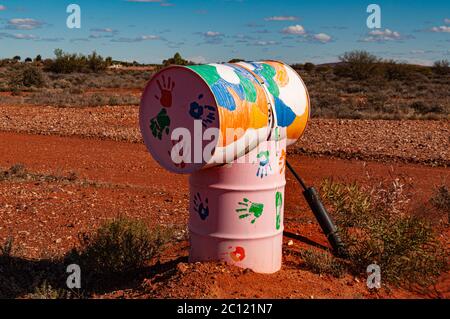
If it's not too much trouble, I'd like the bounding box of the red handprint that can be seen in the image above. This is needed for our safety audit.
[155,75,175,108]
[229,246,246,262]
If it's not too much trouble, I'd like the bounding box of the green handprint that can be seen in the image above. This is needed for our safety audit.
[150,108,171,140]
[236,198,264,224]
[275,192,282,230]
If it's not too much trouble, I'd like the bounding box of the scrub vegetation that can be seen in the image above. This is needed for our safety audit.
[0,50,448,119]
[300,178,448,289]
[0,217,175,298]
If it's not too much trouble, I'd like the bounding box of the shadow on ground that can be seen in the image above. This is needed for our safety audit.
[0,254,187,299]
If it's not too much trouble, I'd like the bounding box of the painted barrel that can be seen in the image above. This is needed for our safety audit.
[139,61,309,174]
[189,138,286,273]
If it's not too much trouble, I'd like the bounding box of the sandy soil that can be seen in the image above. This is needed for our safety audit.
[1,131,448,299]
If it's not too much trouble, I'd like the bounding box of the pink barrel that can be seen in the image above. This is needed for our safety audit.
[139,61,309,273]
[189,139,286,273]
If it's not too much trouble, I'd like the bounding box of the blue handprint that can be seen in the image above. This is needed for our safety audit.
[189,94,216,128]
[193,192,209,221]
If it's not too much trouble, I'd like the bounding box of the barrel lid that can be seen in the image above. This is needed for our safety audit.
[140,66,220,174]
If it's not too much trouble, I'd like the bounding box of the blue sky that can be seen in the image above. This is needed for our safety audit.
[0,0,448,65]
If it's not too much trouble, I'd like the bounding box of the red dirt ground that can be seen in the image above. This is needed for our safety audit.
[1,131,448,299]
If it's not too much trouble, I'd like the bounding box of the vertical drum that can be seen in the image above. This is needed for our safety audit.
[189,139,286,273]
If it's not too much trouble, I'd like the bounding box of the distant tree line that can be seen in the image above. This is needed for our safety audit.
[1,50,448,78]
[291,50,449,80]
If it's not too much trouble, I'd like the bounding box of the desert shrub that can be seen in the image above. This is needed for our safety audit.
[335,50,380,80]
[303,62,315,72]
[345,84,367,94]
[0,163,27,181]
[290,63,303,70]
[409,101,444,115]
[380,60,410,81]
[432,60,450,75]
[366,92,389,113]
[431,184,450,223]
[229,58,245,63]
[9,66,45,88]
[0,163,78,183]
[21,66,45,87]
[320,178,448,287]
[72,217,172,275]
[317,66,332,74]
[27,281,71,299]
[0,237,14,257]
[45,49,111,74]
[300,249,346,278]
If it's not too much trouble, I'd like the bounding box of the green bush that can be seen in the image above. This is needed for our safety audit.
[300,249,346,278]
[45,49,111,74]
[409,101,444,115]
[431,184,450,223]
[303,62,315,72]
[73,217,172,274]
[335,50,380,80]
[320,178,448,287]
[27,281,71,299]
[432,60,449,75]
[9,66,45,88]
[21,66,45,87]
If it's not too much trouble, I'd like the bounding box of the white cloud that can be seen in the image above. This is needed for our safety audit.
[188,56,207,64]
[430,25,450,33]
[265,16,298,21]
[111,34,160,42]
[253,40,279,46]
[403,58,433,66]
[9,33,38,40]
[7,18,44,30]
[140,35,160,40]
[0,4,6,10]
[312,33,332,43]
[282,24,306,35]
[199,31,224,44]
[361,28,403,42]
[204,31,222,37]
[444,18,450,24]
[90,28,117,33]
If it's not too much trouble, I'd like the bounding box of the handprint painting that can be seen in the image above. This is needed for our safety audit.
[139,61,309,174]
[187,63,270,149]
[236,61,310,146]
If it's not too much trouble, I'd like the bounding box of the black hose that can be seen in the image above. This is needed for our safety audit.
[286,160,347,257]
